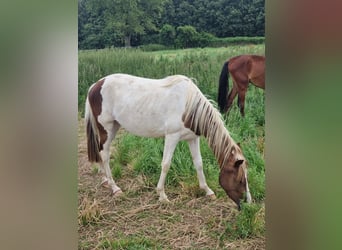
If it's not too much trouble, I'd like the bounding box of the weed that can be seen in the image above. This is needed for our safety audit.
[111,160,122,179]
[78,197,103,226]
[91,164,99,175]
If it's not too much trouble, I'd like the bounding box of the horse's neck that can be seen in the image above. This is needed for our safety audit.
[184,86,236,168]
[204,122,235,168]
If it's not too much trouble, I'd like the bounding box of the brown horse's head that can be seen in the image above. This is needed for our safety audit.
[219,147,251,210]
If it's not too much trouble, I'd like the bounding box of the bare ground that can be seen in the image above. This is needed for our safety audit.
[78,120,265,249]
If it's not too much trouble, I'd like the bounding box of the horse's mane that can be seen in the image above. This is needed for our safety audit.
[182,79,240,169]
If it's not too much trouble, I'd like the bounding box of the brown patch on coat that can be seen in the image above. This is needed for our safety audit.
[87,78,107,150]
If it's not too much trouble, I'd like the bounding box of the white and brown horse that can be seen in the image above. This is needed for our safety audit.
[85,74,252,209]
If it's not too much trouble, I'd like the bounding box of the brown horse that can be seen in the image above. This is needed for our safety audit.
[217,55,265,116]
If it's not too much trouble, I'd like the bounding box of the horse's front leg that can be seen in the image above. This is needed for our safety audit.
[187,137,215,199]
[156,134,179,202]
[237,88,247,117]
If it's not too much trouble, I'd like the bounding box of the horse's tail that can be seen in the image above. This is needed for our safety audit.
[217,61,229,113]
[85,96,102,163]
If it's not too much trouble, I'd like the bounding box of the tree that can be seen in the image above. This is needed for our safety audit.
[105,0,166,47]
[78,0,265,49]
[78,0,113,49]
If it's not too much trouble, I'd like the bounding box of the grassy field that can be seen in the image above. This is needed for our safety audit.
[78,45,265,249]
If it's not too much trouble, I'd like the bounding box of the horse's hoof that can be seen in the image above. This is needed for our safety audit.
[208,194,217,200]
[112,189,123,197]
[159,198,170,204]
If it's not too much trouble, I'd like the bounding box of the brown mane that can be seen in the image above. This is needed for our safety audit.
[182,79,241,169]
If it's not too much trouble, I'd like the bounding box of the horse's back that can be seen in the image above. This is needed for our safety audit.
[228,55,265,88]
[229,55,264,70]
[98,74,194,137]
[102,74,191,92]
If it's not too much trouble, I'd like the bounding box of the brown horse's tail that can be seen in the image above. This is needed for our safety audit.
[85,96,102,163]
[218,61,229,113]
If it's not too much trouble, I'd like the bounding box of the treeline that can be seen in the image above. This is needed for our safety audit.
[78,0,265,50]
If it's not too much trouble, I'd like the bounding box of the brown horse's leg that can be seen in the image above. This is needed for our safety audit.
[226,85,238,113]
[237,88,247,117]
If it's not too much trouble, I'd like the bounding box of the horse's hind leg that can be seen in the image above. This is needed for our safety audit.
[226,84,238,113]
[188,137,215,198]
[99,120,122,196]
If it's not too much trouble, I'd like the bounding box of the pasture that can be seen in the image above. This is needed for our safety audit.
[78,45,265,249]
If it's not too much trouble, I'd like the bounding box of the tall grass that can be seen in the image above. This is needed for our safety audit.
[78,45,264,115]
[78,45,265,201]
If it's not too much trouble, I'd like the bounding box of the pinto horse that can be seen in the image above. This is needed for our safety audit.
[85,74,252,209]
[218,55,265,116]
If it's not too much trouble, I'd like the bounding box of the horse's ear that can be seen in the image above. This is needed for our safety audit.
[237,142,241,148]
[234,159,244,169]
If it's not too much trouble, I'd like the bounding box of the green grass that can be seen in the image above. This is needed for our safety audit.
[224,203,265,240]
[79,45,265,242]
[99,234,162,250]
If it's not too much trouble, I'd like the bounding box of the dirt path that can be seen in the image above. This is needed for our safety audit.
[78,120,265,249]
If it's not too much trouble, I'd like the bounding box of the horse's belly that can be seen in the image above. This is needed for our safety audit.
[116,114,183,138]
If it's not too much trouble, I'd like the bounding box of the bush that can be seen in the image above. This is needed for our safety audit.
[139,44,169,52]
[159,24,176,47]
[197,31,215,48]
[175,25,199,48]
[210,36,265,47]
[139,33,160,46]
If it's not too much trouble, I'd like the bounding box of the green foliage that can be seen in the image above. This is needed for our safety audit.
[159,24,176,46]
[197,31,216,48]
[175,25,199,48]
[211,36,265,47]
[174,26,217,49]
[79,0,167,48]
[139,44,169,52]
[78,0,265,49]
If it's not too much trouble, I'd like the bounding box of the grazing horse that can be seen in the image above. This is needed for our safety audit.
[217,55,265,116]
[85,74,252,209]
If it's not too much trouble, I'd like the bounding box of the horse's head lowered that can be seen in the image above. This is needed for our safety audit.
[219,147,252,210]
